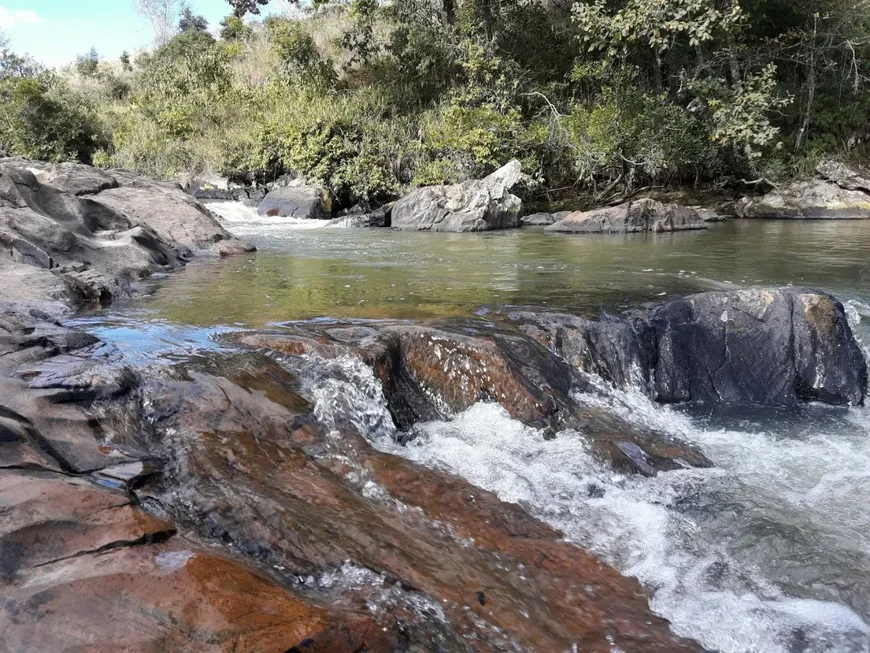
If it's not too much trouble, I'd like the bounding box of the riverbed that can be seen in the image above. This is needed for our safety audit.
[71,204,870,653]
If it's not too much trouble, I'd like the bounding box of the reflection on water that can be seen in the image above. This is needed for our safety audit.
[77,206,870,328]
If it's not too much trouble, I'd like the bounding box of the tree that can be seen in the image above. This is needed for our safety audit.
[179,5,209,32]
[227,0,270,18]
[120,51,133,71]
[220,15,253,41]
[0,29,38,79]
[133,0,182,46]
[75,47,100,76]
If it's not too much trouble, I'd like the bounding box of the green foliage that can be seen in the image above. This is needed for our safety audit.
[705,64,793,162]
[0,75,105,163]
[119,51,132,72]
[219,16,253,41]
[380,22,457,108]
[1,0,865,206]
[179,7,209,32]
[75,48,99,77]
[227,0,269,19]
[266,18,337,89]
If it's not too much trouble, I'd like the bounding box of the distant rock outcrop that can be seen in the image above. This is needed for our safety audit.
[391,160,524,232]
[546,199,706,234]
[0,158,252,308]
[737,160,870,219]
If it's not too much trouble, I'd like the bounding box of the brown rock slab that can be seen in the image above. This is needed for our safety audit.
[0,542,393,653]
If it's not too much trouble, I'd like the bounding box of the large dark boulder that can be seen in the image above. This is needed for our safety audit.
[546,199,706,234]
[391,160,524,232]
[513,288,867,407]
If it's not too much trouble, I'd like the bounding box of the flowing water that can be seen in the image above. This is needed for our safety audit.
[71,202,870,652]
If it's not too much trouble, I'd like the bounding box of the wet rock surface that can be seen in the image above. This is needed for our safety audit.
[237,320,713,474]
[546,198,707,234]
[0,304,709,651]
[511,287,867,407]
[2,180,866,653]
[127,350,701,652]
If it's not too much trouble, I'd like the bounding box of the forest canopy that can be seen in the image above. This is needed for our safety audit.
[1,0,868,205]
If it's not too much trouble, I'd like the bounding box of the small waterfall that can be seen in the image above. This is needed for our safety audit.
[298,351,870,653]
[206,201,328,240]
[299,353,397,442]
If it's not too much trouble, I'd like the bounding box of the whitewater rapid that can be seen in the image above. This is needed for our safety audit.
[300,304,870,653]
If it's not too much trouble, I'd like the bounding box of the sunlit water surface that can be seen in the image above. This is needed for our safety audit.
[71,202,870,652]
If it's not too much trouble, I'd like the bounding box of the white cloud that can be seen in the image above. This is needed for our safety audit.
[0,7,41,30]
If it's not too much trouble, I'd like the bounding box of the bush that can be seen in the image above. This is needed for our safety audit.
[0,75,105,163]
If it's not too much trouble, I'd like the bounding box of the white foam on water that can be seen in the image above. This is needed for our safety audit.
[295,299,870,652]
[207,201,329,238]
[364,399,870,653]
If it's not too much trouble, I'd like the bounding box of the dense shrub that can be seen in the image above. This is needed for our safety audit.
[0,75,105,163]
[2,0,866,205]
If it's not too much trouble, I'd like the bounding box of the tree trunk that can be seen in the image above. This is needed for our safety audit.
[795,16,818,152]
[653,51,664,92]
[443,0,455,25]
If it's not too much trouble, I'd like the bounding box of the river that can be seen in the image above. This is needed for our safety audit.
[71,203,870,653]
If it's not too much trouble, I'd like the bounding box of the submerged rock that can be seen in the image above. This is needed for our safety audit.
[238,321,712,475]
[391,160,524,232]
[129,351,701,652]
[546,198,707,234]
[513,287,868,407]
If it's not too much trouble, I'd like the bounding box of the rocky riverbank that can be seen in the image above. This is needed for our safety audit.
[184,158,870,231]
[1,158,868,652]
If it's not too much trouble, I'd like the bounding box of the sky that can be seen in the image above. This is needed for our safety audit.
[2,0,285,67]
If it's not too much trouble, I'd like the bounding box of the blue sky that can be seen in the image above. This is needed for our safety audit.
[3,0,268,67]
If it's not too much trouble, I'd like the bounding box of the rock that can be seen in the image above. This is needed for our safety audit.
[514,311,649,391]
[546,199,707,234]
[181,173,235,201]
[236,322,711,475]
[696,207,727,222]
[0,167,179,306]
[522,212,556,226]
[257,181,331,219]
[0,470,175,577]
[38,162,120,196]
[0,471,391,653]
[92,183,252,257]
[0,159,252,307]
[325,204,392,228]
[815,159,870,193]
[513,287,868,407]
[485,157,523,188]
[129,352,700,652]
[737,179,870,219]
[737,162,870,220]
[391,160,524,232]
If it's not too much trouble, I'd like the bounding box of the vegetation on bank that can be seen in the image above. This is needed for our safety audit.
[1,0,869,207]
